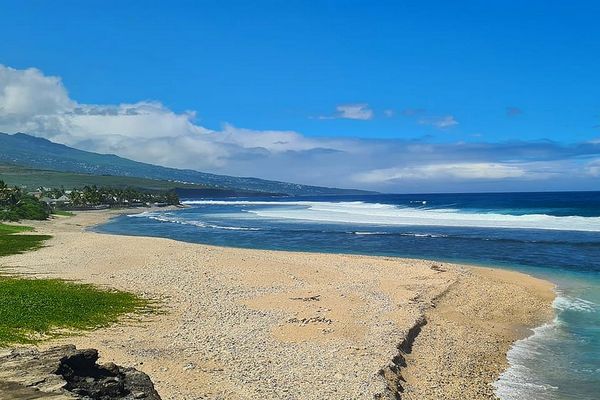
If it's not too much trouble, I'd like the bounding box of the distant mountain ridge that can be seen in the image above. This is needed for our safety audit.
[0,133,372,196]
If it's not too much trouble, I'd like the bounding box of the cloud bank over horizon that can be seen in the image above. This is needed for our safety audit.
[1,64,599,192]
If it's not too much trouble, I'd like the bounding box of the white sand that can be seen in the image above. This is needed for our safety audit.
[1,211,554,399]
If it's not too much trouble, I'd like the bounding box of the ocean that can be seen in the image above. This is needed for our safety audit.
[96,191,600,399]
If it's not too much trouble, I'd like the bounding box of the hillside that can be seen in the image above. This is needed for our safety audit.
[0,164,283,197]
[0,133,373,196]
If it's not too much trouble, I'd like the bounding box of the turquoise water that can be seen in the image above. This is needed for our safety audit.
[97,192,600,399]
[494,270,600,399]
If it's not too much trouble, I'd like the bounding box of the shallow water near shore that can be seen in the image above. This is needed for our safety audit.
[96,191,600,399]
[494,272,600,400]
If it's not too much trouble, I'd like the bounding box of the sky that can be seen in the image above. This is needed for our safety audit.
[1,0,600,192]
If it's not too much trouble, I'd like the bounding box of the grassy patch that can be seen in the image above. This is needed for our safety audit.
[0,234,51,256]
[0,276,149,346]
[0,223,34,235]
[0,223,50,257]
[0,224,151,347]
[52,210,75,217]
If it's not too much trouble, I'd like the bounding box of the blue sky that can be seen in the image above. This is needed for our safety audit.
[1,1,600,192]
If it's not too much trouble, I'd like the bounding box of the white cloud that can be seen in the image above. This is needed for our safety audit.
[585,159,600,176]
[335,104,373,120]
[353,163,526,183]
[317,103,374,120]
[219,124,323,153]
[68,103,209,140]
[418,115,458,129]
[0,64,599,192]
[0,66,74,116]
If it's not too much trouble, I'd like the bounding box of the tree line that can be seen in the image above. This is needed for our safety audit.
[0,180,49,221]
[0,180,180,221]
[56,185,180,208]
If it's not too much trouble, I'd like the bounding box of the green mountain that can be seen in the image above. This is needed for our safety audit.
[0,133,372,196]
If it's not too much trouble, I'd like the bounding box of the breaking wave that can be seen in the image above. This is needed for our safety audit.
[553,294,598,313]
[181,200,600,232]
[494,318,561,400]
[494,293,600,399]
[127,212,261,231]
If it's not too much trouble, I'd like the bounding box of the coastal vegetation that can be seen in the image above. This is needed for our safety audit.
[0,223,34,234]
[0,276,148,346]
[0,222,149,347]
[61,185,180,208]
[0,180,50,221]
[0,223,51,256]
[1,178,179,222]
[52,210,75,217]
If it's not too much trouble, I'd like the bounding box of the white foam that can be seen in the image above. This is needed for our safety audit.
[494,291,600,399]
[185,200,600,232]
[183,200,320,206]
[127,211,160,218]
[494,318,561,400]
[134,213,261,231]
[403,233,448,238]
[208,225,261,231]
[553,295,597,313]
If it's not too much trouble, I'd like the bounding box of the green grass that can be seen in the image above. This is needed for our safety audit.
[0,224,150,347]
[0,276,149,345]
[0,223,50,257]
[52,210,75,217]
[0,163,211,191]
[0,234,51,256]
[0,223,34,235]
[0,223,151,347]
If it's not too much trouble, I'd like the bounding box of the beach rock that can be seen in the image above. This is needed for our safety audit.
[0,345,161,399]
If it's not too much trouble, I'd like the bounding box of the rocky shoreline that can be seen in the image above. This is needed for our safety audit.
[0,345,161,399]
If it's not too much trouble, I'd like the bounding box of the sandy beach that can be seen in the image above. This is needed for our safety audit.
[1,210,555,399]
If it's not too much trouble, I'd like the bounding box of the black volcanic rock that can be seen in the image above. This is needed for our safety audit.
[0,345,161,399]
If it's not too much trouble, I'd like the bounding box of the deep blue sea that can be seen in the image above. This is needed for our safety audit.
[96,191,600,399]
